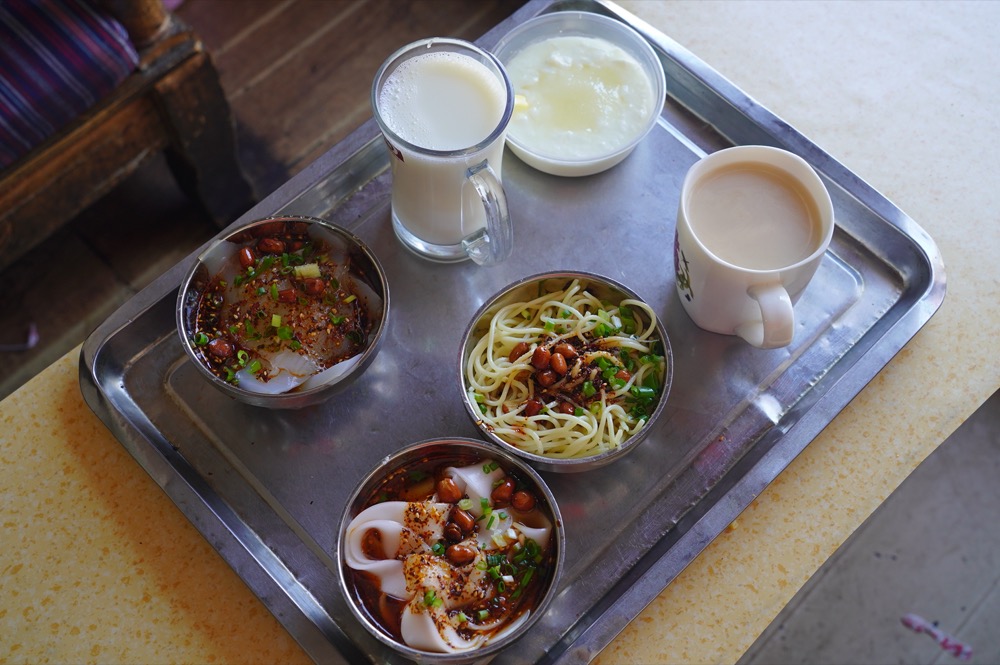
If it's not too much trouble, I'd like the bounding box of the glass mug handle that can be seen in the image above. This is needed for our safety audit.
[736,283,794,349]
[461,160,513,266]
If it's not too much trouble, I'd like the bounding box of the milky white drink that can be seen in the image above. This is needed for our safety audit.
[377,49,508,249]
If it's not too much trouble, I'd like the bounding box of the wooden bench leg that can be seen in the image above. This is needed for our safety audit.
[154,51,256,227]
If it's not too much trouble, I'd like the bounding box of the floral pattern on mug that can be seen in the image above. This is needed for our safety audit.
[674,231,693,302]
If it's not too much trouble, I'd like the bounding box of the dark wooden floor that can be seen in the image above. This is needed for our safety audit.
[0,0,525,400]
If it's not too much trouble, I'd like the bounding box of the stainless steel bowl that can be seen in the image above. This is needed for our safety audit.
[337,437,565,664]
[459,271,673,473]
[176,215,389,409]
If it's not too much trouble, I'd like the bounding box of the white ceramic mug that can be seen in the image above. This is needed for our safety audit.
[372,38,514,265]
[674,145,835,348]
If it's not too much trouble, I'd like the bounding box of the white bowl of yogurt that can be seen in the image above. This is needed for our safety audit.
[492,11,666,177]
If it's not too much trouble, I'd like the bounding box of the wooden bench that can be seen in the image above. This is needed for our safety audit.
[0,0,254,273]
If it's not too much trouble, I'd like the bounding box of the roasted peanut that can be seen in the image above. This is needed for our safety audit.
[302,278,325,295]
[278,288,297,303]
[257,237,286,254]
[446,544,477,566]
[508,341,530,363]
[238,247,256,268]
[553,343,578,359]
[557,401,575,415]
[550,352,568,375]
[615,369,631,381]
[524,398,543,417]
[531,346,551,369]
[253,221,285,237]
[491,478,515,505]
[436,477,463,504]
[443,523,463,543]
[451,508,476,534]
[206,338,233,358]
[511,490,536,512]
[536,369,557,388]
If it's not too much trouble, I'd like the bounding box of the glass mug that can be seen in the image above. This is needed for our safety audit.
[674,145,835,348]
[372,38,514,265]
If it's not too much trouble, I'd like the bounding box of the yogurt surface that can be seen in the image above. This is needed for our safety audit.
[505,35,656,161]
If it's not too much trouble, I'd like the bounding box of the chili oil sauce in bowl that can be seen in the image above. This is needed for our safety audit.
[460,271,673,473]
[492,11,666,177]
[176,215,389,409]
[337,438,565,663]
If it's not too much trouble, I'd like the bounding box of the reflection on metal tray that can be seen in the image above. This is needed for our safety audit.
[79,0,945,662]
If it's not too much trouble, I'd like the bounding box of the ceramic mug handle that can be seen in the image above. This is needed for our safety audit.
[736,283,794,349]
[461,160,513,266]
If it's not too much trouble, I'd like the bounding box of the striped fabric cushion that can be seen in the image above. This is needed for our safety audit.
[0,0,139,168]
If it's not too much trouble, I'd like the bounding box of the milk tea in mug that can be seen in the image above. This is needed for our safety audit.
[373,40,514,264]
[687,163,824,270]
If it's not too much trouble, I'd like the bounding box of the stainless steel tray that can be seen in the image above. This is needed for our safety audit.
[79,0,946,662]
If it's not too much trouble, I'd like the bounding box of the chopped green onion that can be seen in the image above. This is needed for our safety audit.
[289,340,301,351]
[247,359,262,375]
[574,406,585,417]
[276,325,294,340]
[482,461,499,474]
[543,320,555,332]
[236,350,249,367]
[582,381,596,398]
[480,497,490,512]
[193,332,209,346]
[486,514,496,530]
[271,314,281,327]
[630,385,657,400]
[432,541,445,556]
[457,612,468,624]
[342,294,357,304]
[478,609,489,621]
[329,313,345,325]
[458,498,473,511]
[269,283,279,300]
[423,589,442,608]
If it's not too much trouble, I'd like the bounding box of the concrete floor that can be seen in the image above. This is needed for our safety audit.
[740,387,1000,665]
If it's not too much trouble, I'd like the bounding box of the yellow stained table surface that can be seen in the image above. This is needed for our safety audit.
[3,1,999,663]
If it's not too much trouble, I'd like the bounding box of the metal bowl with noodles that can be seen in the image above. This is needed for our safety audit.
[460,270,672,472]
